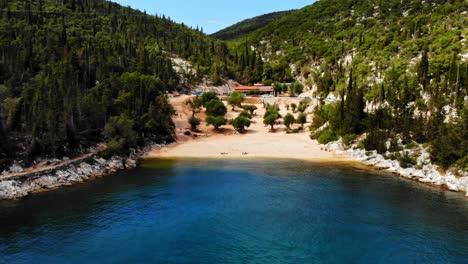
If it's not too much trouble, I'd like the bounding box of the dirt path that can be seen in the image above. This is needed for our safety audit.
[0,144,106,181]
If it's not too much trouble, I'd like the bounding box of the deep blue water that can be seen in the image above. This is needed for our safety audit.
[0,159,467,264]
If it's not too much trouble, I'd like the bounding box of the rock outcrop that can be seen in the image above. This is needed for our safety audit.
[335,146,468,197]
[0,143,166,200]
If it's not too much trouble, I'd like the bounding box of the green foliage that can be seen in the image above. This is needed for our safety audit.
[243,105,258,115]
[205,99,227,117]
[186,97,203,117]
[290,81,304,96]
[227,92,245,110]
[291,103,297,112]
[296,113,307,129]
[283,113,296,130]
[211,11,293,40]
[405,141,419,150]
[297,100,310,113]
[232,116,251,132]
[263,114,278,130]
[189,117,201,131]
[342,134,357,147]
[398,151,417,169]
[239,111,252,119]
[389,138,402,152]
[314,127,338,144]
[206,115,227,130]
[0,0,232,166]
[263,106,281,130]
[201,92,219,107]
[430,114,467,169]
[227,0,467,169]
[2,0,467,171]
[363,130,388,154]
[311,104,336,130]
[103,115,138,155]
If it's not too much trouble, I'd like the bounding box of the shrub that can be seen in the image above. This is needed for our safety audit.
[398,151,417,168]
[456,156,468,171]
[311,104,336,130]
[206,99,227,116]
[291,103,297,112]
[103,115,137,155]
[363,130,387,154]
[264,114,279,130]
[315,127,338,144]
[243,105,258,115]
[342,134,357,146]
[296,113,307,129]
[405,141,419,150]
[232,116,251,132]
[188,116,200,131]
[389,138,402,152]
[206,115,227,130]
[201,92,218,107]
[283,113,296,130]
[227,92,245,110]
[297,100,310,113]
[239,110,252,119]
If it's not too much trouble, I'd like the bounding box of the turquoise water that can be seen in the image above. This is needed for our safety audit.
[0,159,467,263]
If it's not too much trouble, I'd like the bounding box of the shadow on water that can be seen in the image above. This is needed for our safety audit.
[0,165,178,235]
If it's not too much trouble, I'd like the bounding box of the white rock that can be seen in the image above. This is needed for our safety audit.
[326,140,345,151]
[0,181,28,199]
[9,164,23,173]
[458,177,468,193]
[444,173,460,191]
[417,150,431,166]
[95,158,107,165]
[32,176,59,189]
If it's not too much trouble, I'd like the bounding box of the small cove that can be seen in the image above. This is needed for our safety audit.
[1,158,467,263]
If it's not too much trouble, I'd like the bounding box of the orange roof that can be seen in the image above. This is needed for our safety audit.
[235,85,273,92]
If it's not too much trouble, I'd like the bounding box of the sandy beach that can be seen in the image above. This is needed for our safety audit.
[145,95,351,162]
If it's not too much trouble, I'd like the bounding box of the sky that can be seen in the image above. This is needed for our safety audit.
[112,0,313,34]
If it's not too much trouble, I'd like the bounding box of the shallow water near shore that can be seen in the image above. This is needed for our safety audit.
[0,158,467,263]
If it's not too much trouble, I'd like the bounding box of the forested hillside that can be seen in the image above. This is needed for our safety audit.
[0,0,232,169]
[211,11,293,41]
[227,0,467,170]
[1,0,467,171]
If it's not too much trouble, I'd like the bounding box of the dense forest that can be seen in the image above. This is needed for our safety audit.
[0,0,234,169]
[227,0,467,170]
[0,0,467,172]
[211,11,293,41]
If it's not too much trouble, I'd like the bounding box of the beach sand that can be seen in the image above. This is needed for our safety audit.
[145,95,351,163]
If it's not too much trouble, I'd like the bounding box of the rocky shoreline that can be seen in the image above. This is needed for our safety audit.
[0,143,166,200]
[324,140,468,197]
